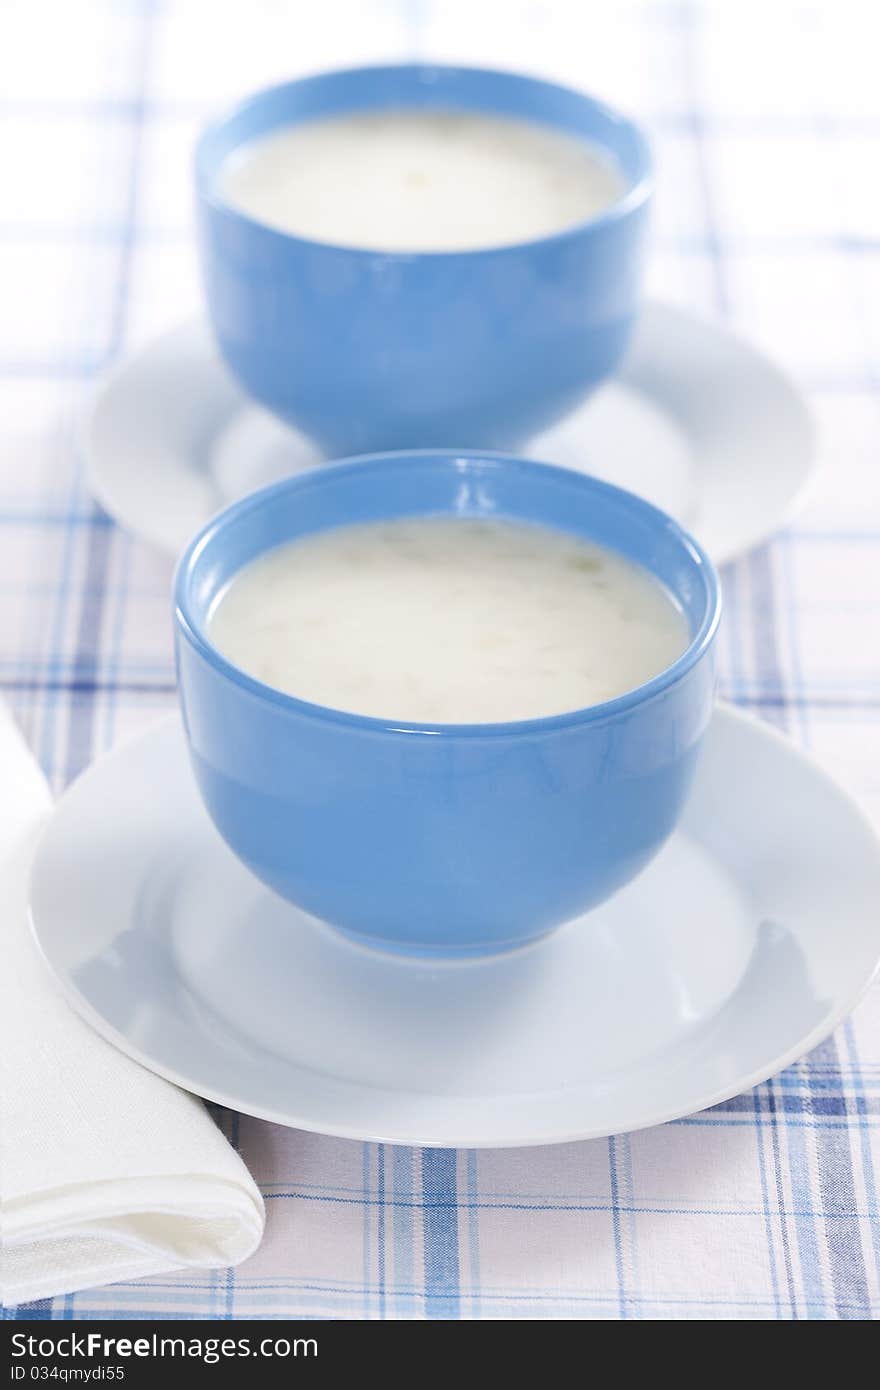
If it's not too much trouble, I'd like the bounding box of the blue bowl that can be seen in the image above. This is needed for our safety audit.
[174,452,720,957]
[195,65,651,458]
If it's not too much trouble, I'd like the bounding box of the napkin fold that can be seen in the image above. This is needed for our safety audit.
[0,708,265,1306]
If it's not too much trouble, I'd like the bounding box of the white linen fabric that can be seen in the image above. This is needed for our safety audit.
[0,707,264,1304]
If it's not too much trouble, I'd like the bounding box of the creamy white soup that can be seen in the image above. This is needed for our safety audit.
[207,517,690,724]
[215,108,626,251]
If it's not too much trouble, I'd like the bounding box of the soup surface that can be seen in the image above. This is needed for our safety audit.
[207,517,690,724]
[215,108,626,251]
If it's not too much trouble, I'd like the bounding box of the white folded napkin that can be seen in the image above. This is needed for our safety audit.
[0,707,265,1306]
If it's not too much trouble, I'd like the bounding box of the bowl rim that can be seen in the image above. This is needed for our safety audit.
[194,61,653,260]
[174,451,721,740]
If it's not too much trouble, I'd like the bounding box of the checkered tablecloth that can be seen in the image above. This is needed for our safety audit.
[2,0,879,1321]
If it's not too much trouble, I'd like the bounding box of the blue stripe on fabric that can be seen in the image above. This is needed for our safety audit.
[10,1286,880,1318]
[773,487,874,1320]
[102,531,134,747]
[842,1018,880,1290]
[683,0,790,1314]
[262,1190,880,1217]
[12,1272,874,1301]
[63,523,114,784]
[361,1144,371,1320]
[0,511,114,525]
[465,1149,481,1319]
[391,1147,415,1319]
[4,1299,55,1319]
[607,1135,628,1319]
[377,1145,387,1320]
[765,1082,799,1317]
[750,1085,783,1318]
[51,0,157,789]
[37,433,87,784]
[620,1132,642,1319]
[681,0,730,319]
[808,1037,871,1319]
[223,1109,241,1320]
[784,1061,829,1318]
[421,1149,460,1319]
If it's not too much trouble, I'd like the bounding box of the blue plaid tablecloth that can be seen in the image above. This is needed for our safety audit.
[2,0,879,1320]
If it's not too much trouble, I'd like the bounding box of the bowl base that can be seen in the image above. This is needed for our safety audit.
[325,919,560,963]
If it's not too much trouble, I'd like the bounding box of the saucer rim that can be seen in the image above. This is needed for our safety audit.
[27,702,880,1148]
[85,301,816,566]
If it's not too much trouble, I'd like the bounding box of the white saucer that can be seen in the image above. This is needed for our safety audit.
[87,303,814,564]
[29,705,880,1148]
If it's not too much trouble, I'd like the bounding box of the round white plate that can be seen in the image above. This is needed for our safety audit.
[87,303,814,564]
[29,705,880,1148]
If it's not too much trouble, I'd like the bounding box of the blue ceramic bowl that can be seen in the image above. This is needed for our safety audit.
[195,65,651,457]
[174,452,720,957]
